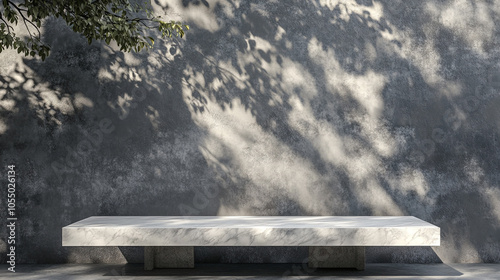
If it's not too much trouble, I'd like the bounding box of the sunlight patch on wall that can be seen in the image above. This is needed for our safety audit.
[0,64,86,127]
[0,98,16,112]
[355,178,404,216]
[123,52,143,66]
[38,91,74,115]
[274,25,286,41]
[484,187,500,225]
[344,71,386,119]
[280,58,318,100]
[357,2,469,100]
[307,37,396,158]
[353,114,395,158]
[394,168,430,200]
[401,36,461,98]
[193,100,336,216]
[308,37,385,118]
[287,95,345,166]
[73,93,94,110]
[97,68,114,81]
[344,153,381,182]
[154,0,221,32]
[426,0,496,56]
[317,0,386,22]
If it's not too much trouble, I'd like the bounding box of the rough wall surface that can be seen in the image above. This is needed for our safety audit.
[1,0,500,264]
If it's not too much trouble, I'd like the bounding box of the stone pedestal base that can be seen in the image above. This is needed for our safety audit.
[144,246,194,270]
[308,246,365,270]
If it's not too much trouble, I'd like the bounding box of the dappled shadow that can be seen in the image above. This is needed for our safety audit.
[162,0,500,263]
[0,15,220,263]
[0,0,499,265]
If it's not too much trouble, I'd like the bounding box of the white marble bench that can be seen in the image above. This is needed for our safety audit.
[62,216,440,270]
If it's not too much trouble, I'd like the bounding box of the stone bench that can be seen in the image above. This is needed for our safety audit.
[62,216,440,270]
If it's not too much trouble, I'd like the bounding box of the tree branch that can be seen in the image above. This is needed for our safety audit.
[6,0,41,40]
[0,13,14,33]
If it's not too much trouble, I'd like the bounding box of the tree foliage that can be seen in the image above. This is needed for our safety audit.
[0,0,189,60]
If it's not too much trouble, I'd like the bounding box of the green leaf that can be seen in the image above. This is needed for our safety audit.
[0,0,189,59]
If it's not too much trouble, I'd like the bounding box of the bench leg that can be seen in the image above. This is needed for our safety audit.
[308,246,365,270]
[144,246,194,270]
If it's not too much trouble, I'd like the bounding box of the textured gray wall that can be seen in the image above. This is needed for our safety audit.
[1,0,500,265]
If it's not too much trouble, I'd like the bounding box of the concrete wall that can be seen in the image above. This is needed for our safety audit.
[1,0,500,264]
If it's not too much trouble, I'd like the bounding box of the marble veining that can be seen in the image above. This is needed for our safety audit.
[62,216,440,247]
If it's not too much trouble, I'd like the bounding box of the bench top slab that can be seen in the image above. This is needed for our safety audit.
[62,216,440,247]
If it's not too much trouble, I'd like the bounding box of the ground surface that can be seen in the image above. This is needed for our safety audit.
[1,263,499,279]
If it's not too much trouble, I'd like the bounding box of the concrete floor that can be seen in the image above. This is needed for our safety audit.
[0,263,499,279]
